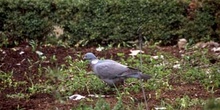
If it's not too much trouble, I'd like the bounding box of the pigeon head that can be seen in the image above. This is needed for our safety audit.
[83,52,97,61]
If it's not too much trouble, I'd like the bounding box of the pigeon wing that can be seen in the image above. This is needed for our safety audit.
[93,60,129,79]
[120,67,151,80]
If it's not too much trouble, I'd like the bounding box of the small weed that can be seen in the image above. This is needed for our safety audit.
[201,65,220,93]
[50,55,57,64]
[94,98,111,110]
[29,40,38,51]
[0,71,14,90]
[6,93,29,99]
[204,98,220,110]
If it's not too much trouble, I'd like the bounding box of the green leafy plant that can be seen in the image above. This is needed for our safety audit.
[1,0,220,47]
[0,71,14,90]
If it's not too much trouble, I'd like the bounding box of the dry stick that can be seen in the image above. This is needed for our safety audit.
[138,27,149,110]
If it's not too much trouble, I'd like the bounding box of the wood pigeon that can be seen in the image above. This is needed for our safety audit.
[83,52,151,86]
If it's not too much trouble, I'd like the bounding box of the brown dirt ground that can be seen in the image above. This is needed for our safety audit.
[0,42,219,110]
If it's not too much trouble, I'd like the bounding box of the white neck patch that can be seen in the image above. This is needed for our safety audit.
[91,59,99,65]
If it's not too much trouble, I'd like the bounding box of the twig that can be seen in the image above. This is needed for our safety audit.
[138,26,149,110]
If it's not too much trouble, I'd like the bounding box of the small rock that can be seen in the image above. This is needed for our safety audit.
[16,63,21,66]
[178,38,187,50]
[24,45,31,52]
[151,55,164,60]
[0,49,6,54]
[173,64,181,69]
[206,41,219,48]
[155,107,166,110]
[12,47,21,51]
[211,47,220,52]
[194,42,206,48]
[19,51,25,55]
[96,47,104,51]
[129,50,144,56]
[152,56,159,59]
[53,25,64,38]
[36,51,43,56]
[194,41,219,49]
[88,94,110,98]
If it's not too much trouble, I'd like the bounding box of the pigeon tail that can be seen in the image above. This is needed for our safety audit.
[120,72,151,80]
[139,73,151,80]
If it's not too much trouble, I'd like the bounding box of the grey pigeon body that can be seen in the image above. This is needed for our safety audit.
[84,52,151,86]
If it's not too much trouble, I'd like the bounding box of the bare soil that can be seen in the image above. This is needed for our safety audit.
[0,42,219,110]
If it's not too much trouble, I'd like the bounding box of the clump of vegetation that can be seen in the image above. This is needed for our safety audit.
[1,45,219,109]
[0,0,220,47]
